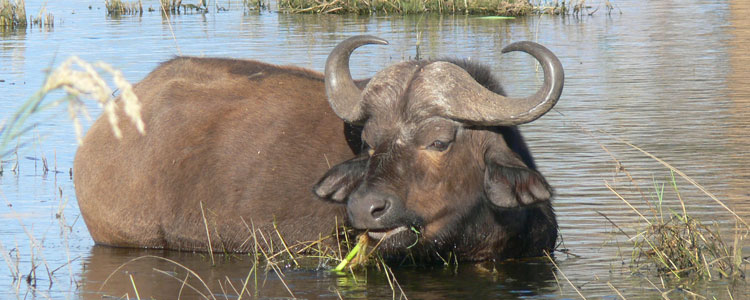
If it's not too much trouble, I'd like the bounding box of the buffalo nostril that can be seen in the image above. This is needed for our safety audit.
[369,199,391,219]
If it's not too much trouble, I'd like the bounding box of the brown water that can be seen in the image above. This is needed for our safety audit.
[1,0,749,299]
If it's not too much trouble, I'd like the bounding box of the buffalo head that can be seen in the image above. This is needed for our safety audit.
[314,36,563,261]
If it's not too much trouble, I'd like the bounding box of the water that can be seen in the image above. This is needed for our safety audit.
[1,0,749,298]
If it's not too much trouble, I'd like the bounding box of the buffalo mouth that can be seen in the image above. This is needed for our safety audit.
[366,226,408,240]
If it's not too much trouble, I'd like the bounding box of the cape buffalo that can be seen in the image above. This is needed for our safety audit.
[74,35,563,262]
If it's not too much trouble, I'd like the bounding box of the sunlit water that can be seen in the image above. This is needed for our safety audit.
[1,0,749,299]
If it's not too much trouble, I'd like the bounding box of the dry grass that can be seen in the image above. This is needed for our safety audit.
[105,0,144,15]
[279,0,532,15]
[244,0,270,11]
[595,133,749,286]
[105,0,207,16]
[0,0,26,28]
[609,172,748,280]
[533,0,619,16]
[0,56,136,296]
[46,57,144,142]
[277,0,620,15]
[0,56,144,162]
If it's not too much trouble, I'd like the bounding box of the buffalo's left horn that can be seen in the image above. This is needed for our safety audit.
[434,41,564,126]
[325,35,388,124]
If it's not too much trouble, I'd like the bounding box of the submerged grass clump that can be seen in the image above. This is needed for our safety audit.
[598,135,750,284]
[279,0,532,15]
[614,172,748,280]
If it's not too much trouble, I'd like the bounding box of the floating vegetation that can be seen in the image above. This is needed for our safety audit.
[279,0,533,15]
[0,0,27,28]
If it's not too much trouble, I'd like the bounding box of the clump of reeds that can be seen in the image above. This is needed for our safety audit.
[105,0,144,16]
[0,0,27,28]
[612,172,748,280]
[244,0,270,11]
[533,0,619,16]
[174,0,209,13]
[279,0,532,15]
[599,134,750,283]
[29,5,53,28]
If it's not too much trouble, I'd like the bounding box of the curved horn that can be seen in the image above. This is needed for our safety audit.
[430,41,564,126]
[324,35,388,124]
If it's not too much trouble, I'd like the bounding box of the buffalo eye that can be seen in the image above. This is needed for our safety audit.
[427,140,451,152]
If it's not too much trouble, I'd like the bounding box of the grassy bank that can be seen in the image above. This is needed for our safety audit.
[275,0,615,15]
[279,0,533,15]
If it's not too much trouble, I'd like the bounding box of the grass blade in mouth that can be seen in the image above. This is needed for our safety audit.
[334,234,368,271]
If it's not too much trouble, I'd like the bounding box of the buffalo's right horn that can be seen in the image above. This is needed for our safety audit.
[430,41,564,126]
[325,35,388,124]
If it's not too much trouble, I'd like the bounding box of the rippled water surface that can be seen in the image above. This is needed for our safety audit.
[1,0,749,299]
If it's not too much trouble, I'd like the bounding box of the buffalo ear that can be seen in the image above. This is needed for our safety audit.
[484,162,552,208]
[313,156,367,203]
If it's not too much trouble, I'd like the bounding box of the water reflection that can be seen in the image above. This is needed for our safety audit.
[727,0,750,219]
[80,246,298,299]
[382,260,558,299]
[80,245,559,299]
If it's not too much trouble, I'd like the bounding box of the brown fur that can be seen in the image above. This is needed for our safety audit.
[74,57,350,252]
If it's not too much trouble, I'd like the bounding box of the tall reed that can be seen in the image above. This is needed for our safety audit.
[105,0,144,15]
